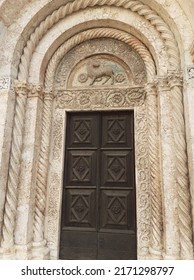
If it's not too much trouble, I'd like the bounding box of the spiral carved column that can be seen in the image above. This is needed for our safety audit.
[32,89,54,259]
[156,77,180,259]
[168,72,194,259]
[0,81,29,257]
[146,82,163,259]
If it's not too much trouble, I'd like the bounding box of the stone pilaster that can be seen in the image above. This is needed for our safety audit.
[0,80,29,259]
[145,82,163,259]
[168,71,194,260]
[156,76,180,260]
[14,84,44,260]
[31,89,54,259]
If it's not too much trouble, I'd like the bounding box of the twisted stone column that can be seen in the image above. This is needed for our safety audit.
[146,82,163,259]
[156,77,180,259]
[32,89,54,259]
[14,84,44,259]
[168,72,194,259]
[0,81,29,257]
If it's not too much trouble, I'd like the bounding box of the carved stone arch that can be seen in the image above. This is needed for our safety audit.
[18,0,181,81]
[37,28,164,260]
[45,28,156,90]
[1,0,194,261]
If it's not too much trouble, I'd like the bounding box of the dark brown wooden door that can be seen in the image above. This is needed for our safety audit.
[60,111,136,259]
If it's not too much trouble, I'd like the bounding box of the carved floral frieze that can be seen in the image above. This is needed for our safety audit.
[55,87,146,109]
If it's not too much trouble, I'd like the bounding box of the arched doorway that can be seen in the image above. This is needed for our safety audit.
[49,36,151,259]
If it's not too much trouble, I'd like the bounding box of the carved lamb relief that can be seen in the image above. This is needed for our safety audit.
[55,38,147,89]
[68,55,130,88]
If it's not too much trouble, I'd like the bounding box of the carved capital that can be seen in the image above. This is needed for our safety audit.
[155,76,169,92]
[43,89,55,101]
[145,82,157,97]
[14,80,30,96]
[168,71,183,88]
[28,84,44,99]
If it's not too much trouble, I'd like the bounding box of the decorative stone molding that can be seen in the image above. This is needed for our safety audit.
[168,72,194,259]
[18,0,179,81]
[46,28,155,90]
[135,104,151,259]
[56,87,146,110]
[0,81,30,254]
[32,89,54,259]
[145,82,163,259]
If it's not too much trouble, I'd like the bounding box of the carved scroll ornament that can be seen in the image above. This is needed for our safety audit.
[56,87,146,110]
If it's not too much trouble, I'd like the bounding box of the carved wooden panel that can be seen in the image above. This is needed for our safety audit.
[99,190,135,230]
[64,189,96,228]
[102,112,133,148]
[101,151,130,186]
[67,113,98,147]
[66,151,96,186]
[60,111,136,259]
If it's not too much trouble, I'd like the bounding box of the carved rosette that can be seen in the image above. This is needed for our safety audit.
[168,72,194,259]
[146,82,163,259]
[0,81,30,250]
[56,87,145,110]
[33,89,54,248]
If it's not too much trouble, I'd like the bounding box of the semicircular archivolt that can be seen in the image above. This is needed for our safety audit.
[18,0,180,81]
[45,28,155,90]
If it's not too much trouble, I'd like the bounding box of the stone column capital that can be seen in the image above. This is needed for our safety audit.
[14,80,30,96]
[145,82,157,97]
[28,84,44,99]
[168,71,183,88]
[155,76,169,92]
[43,89,55,101]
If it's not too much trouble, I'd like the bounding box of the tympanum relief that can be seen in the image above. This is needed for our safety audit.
[55,38,147,89]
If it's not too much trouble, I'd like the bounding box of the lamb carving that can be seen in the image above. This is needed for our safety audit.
[86,60,115,85]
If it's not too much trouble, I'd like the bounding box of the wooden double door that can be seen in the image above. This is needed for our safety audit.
[60,111,137,259]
